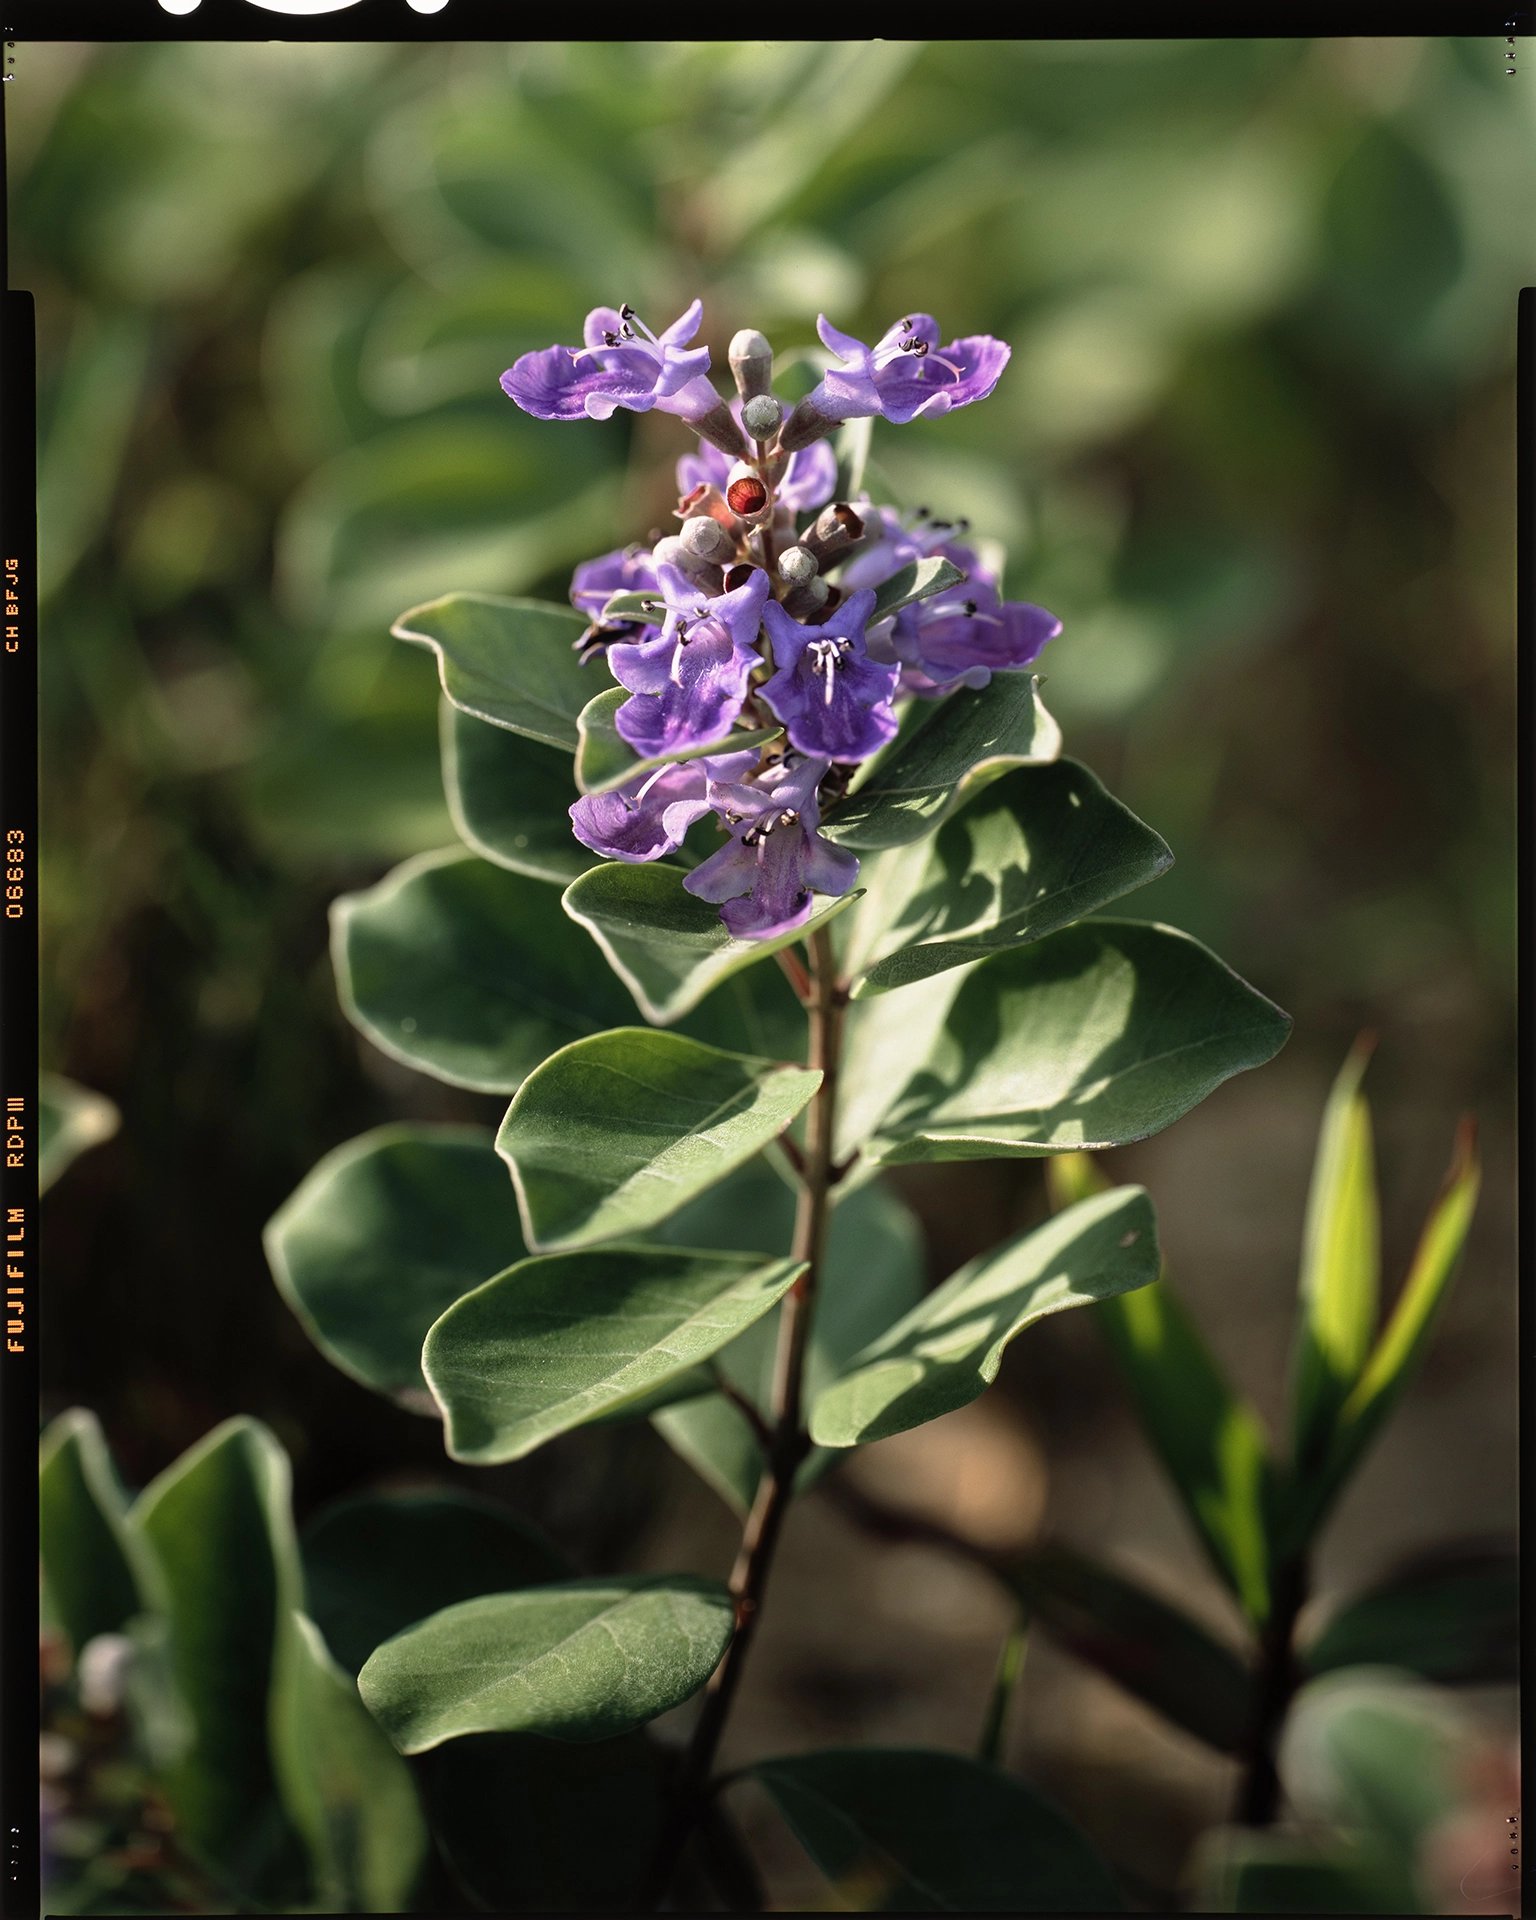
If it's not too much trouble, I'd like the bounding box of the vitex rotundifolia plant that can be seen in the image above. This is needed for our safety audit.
[260,299,1296,1910]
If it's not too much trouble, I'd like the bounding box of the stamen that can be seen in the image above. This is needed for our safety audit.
[633,765,671,806]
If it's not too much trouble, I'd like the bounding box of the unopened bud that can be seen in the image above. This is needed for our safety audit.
[653,535,722,593]
[679,515,736,565]
[693,401,748,461]
[782,576,831,619]
[741,393,783,443]
[776,397,838,455]
[777,545,818,586]
[804,502,866,564]
[728,329,774,400]
[725,464,770,518]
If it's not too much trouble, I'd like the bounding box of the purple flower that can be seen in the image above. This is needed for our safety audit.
[608,564,770,757]
[502,300,723,426]
[760,589,899,763]
[677,413,837,515]
[684,756,859,940]
[569,545,660,625]
[797,314,1010,429]
[570,748,760,864]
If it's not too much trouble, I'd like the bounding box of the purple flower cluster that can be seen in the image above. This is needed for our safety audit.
[504,303,1061,939]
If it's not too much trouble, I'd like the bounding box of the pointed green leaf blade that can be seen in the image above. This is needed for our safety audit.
[811,1186,1158,1447]
[993,1545,1252,1753]
[1301,1543,1516,1686]
[39,1409,158,1654]
[650,1168,927,1514]
[1289,1038,1381,1480]
[271,1611,428,1914]
[38,1073,120,1194]
[574,684,780,797]
[423,1244,805,1462]
[126,1419,310,1906]
[301,1490,572,1678]
[562,860,861,1025]
[441,702,597,885]
[265,1124,527,1409]
[750,1747,1123,1912]
[1050,1149,1274,1622]
[868,553,967,622]
[331,848,639,1092]
[847,761,1173,993]
[822,675,1060,852]
[416,1730,664,1914]
[357,1576,734,1752]
[392,592,606,751]
[498,1029,820,1249]
[869,921,1291,1166]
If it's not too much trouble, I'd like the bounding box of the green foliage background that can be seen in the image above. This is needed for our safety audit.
[18,35,1518,1546]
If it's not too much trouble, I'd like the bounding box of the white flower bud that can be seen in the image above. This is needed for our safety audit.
[728,329,774,399]
[679,515,736,564]
[777,545,818,586]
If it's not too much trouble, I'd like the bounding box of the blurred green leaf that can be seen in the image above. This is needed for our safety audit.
[38,310,153,602]
[357,1577,734,1752]
[300,1489,571,1678]
[126,1418,310,1907]
[1302,1544,1515,1687]
[442,702,599,884]
[423,1244,804,1463]
[562,860,860,1025]
[1193,1829,1397,1914]
[652,1166,927,1513]
[846,760,1173,993]
[415,1729,664,1914]
[270,1609,428,1914]
[497,1029,820,1249]
[264,1124,526,1409]
[865,922,1291,1167]
[573,684,781,797]
[823,675,1060,852]
[39,1408,157,1655]
[750,1746,1123,1912]
[993,1544,1252,1754]
[38,1073,120,1196]
[331,848,639,1092]
[391,592,608,752]
[1289,1038,1380,1483]
[811,1186,1157,1447]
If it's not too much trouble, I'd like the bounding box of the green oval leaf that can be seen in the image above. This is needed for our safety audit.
[391,591,609,751]
[822,674,1061,851]
[39,1409,159,1654]
[574,684,782,797]
[562,860,861,1025]
[498,1029,821,1249]
[301,1490,572,1678]
[265,1124,527,1408]
[811,1186,1158,1446]
[423,1244,805,1462]
[869,920,1291,1166]
[442,701,598,885]
[332,848,639,1092]
[1302,1545,1517,1687]
[416,1731,664,1915]
[357,1576,734,1752]
[867,553,967,622]
[271,1610,428,1915]
[847,760,1173,991]
[126,1419,310,1906]
[750,1747,1123,1911]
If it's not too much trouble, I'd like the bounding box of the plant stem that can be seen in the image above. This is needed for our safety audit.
[1235,1552,1308,1826]
[977,1609,1030,1768]
[641,928,843,1908]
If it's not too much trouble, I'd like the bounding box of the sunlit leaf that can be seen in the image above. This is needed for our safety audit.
[441,701,598,884]
[423,1244,804,1462]
[265,1124,526,1409]
[811,1186,1157,1446]
[845,760,1172,992]
[750,1747,1123,1911]
[868,552,968,622]
[358,1576,734,1752]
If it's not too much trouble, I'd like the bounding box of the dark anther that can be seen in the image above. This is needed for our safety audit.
[900,337,929,356]
[602,330,620,346]
[963,600,978,616]
[726,475,769,517]
[620,302,637,320]
[901,317,913,331]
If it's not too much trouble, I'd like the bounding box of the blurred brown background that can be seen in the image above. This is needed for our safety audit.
[16,37,1521,1905]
